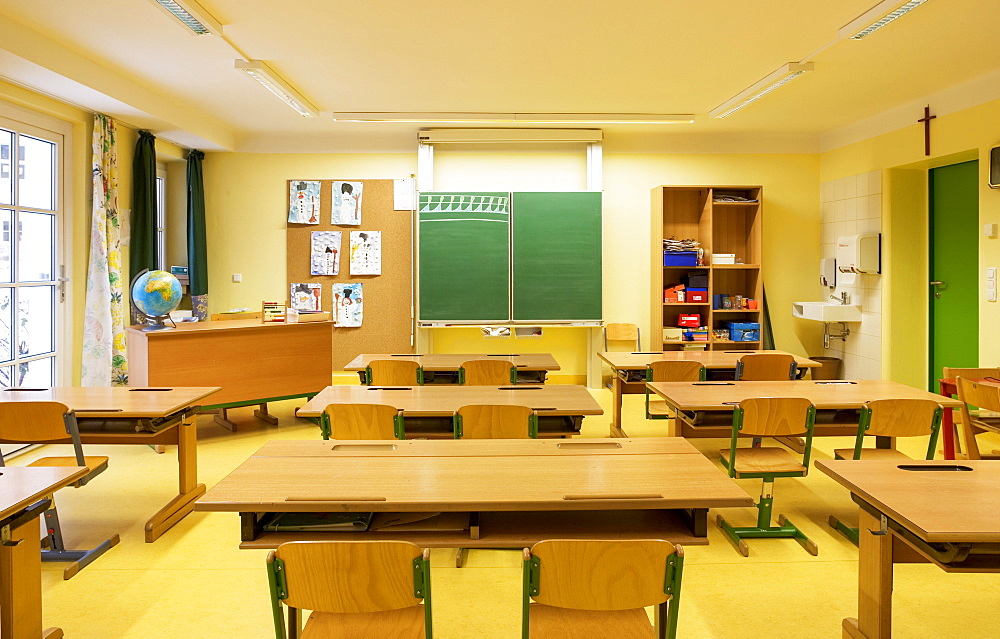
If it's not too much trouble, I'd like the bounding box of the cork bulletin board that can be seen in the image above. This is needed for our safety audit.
[286,179,413,369]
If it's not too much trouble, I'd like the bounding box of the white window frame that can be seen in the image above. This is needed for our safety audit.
[156,162,167,271]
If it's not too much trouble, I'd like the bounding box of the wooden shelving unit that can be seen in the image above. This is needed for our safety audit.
[651,186,763,351]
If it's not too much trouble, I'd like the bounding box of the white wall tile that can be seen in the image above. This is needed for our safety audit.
[845,198,859,221]
[822,243,836,259]
[869,171,882,195]
[843,220,857,235]
[821,201,834,223]
[821,181,832,203]
[856,173,870,197]
[833,200,846,222]
[844,176,857,199]
[834,179,846,201]
[867,194,881,218]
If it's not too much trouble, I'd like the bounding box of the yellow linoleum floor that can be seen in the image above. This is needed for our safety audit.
[25,389,1000,638]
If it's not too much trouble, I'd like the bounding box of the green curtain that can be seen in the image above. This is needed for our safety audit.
[186,149,208,319]
[130,130,157,323]
[761,286,775,350]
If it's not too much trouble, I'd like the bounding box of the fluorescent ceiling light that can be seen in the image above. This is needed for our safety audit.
[418,129,604,144]
[149,0,222,35]
[332,112,694,124]
[840,0,930,40]
[709,62,814,119]
[235,60,317,117]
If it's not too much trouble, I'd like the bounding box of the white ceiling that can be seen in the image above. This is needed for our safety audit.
[0,0,997,152]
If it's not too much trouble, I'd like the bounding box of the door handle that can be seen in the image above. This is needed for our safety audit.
[930,281,946,299]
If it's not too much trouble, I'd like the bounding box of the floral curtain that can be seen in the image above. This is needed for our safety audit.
[81,114,128,386]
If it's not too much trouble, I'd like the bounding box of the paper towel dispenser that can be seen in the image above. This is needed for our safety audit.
[836,233,880,274]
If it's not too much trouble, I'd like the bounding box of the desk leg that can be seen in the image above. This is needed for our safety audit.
[609,375,627,438]
[144,411,206,543]
[0,516,62,639]
[844,508,892,639]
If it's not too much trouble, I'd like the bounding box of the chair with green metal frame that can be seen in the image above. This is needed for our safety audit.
[716,397,817,557]
[734,353,797,381]
[0,401,120,579]
[453,404,538,439]
[521,539,684,639]
[458,359,517,385]
[827,398,942,545]
[321,403,404,440]
[365,359,424,385]
[644,361,706,420]
[265,540,432,639]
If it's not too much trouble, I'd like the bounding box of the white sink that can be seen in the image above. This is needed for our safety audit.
[792,302,862,322]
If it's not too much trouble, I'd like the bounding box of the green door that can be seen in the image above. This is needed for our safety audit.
[929,160,979,389]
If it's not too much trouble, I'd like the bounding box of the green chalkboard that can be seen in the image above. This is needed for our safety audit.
[511,192,602,320]
[418,192,510,321]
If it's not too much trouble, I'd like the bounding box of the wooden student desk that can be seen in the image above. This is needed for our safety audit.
[344,353,561,384]
[196,437,754,550]
[297,384,602,437]
[816,459,1000,639]
[128,319,333,430]
[0,466,89,639]
[1,386,219,542]
[598,350,820,437]
[645,379,963,443]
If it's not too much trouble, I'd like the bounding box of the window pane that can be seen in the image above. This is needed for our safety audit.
[16,356,52,388]
[17,135,55,211]
[18,211,54,282]
[18,286,54,357]
[0,130,11,206]
[0,365,10,389]
[0,288,10,363]
[0,210,10,284]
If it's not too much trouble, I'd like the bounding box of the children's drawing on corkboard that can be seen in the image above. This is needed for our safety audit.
[310,231,342,275]
[332,283,363,327]
[332,181,363,225]
[350,231,381,275]
[289,180,321,224]
[290,283,322,311]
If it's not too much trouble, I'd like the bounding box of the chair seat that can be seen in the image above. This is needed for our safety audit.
[528,603,654,638]
[28,456,109,474]
[720,447,806,477]
[646,401,673,417]
[301,606,425,639]
[833,448,910,461]
[969,416,1000,434]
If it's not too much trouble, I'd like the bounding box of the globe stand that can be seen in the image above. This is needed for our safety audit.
[130,269,184,332]
[139,314,177,332]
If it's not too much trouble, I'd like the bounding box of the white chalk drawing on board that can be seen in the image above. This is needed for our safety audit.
[332,283,363,327]
[332,181,363,225]
[289,180,321,224]
[310,231,342,275]
[349,231,381,275]
[290,282,322,311]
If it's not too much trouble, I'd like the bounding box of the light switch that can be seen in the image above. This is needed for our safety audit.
[232,273,242,283]
[986,224,998,238]
[988,268,997,279]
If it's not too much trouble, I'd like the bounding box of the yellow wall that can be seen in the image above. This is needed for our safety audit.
[820,97,1000,380]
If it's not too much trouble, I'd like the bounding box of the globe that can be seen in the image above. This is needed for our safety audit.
[131,270,183,327]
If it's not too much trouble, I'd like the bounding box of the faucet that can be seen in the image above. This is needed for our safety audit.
[829,292,849,305]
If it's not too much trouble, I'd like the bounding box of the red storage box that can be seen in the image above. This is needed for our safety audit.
[677,314,701,328]
[687,288,708,303]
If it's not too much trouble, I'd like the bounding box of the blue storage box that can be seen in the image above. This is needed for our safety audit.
[726,322,760,342]
[663,251,698,266]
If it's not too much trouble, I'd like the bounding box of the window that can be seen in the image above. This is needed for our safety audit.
[156,163,167,271]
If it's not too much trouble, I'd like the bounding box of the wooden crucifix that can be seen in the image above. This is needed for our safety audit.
[918,105,936,156]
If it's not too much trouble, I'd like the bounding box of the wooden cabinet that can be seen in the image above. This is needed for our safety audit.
[650,186,762,350]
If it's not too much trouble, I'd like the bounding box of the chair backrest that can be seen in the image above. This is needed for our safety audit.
[604,323,640,351]
[942,367,1000,383]
[646,360,705,382]
[525,539,681,611]
[324,403,402,440]
[270,541,427,614]
[454,405,536,439]
[735,353,797,381]
[956,377,1000,413]
[0,401,74,443]
[366,360,422,385]
[854,399,941,460]
[460,360,515,385]
[736,397,815,437]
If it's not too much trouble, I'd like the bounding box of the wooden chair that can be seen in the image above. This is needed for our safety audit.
[734,353,797,381]
[827,399,942,545]
[521,539,684,639]
[458,359,516,385]
[604,323,641,351]
[322,403,404,440]
[0,402,120,579]
[365,359,424,385]
[266,540,432,639]
[644,361,705,420]
[454,404,538,439]
[943,367,1000,455]
[956,377,1000,460]
[716,397,817,556]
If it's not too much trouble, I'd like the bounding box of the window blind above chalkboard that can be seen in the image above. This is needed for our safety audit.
[417,191,602,322]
